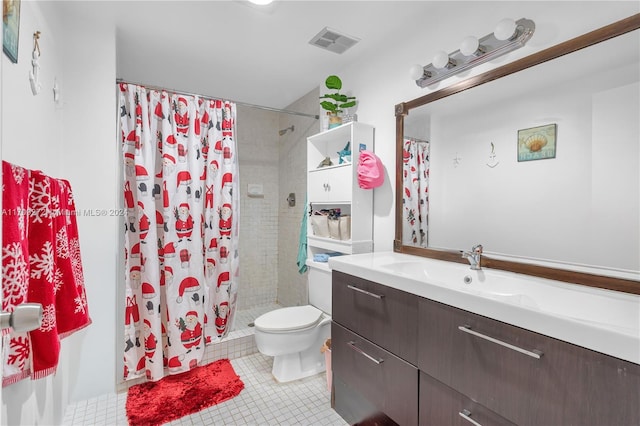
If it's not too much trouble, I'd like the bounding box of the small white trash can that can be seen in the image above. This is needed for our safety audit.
[321,338,332,392]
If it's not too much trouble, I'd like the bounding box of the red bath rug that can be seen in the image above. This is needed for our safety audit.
[126,358,244,426]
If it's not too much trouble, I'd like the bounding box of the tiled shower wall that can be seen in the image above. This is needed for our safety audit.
[235,88,319,311]
[236,105,281,310]
[277,88,321,308]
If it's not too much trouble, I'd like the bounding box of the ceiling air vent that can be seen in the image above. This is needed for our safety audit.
[309,27,360,54]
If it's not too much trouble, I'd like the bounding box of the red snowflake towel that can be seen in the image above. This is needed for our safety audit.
[2,162,91,386]
[54,178,90,337]
[1,162,29,321]
[26,170,61,379]
[2,162,31,385]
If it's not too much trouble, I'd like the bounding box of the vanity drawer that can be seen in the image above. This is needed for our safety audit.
[418,297,640,426]
[420,372,515,426]
[332,322,418,426]
[332,271,418,364]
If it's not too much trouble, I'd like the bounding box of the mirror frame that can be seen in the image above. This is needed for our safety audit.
[395,14,640,295]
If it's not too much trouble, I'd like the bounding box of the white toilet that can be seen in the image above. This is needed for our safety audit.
[254,265,332,382]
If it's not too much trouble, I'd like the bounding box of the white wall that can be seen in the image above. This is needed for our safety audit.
[2,1,115,424]
[1,2,68,425]
[589,82,639,269]
[1,1,117,424]
[331,1,639,253]
[1,1,63,173]
[59,6,118,404]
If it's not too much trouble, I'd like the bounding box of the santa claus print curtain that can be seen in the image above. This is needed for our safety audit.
[119,84,239,381]
[402,138,429,248]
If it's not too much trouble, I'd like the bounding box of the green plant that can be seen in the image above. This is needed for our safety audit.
[319,75,356,114]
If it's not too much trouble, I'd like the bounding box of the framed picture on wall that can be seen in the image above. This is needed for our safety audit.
[517,123,557,162]
[3,0,21,63]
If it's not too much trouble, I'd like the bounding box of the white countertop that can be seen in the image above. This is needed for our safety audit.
[329,251,640,365]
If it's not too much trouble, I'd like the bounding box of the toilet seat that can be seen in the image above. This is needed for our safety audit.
[254,305,323,333]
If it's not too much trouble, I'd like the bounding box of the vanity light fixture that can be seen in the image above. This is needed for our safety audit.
[494,18,518,41]
[460,36,485,57]
[410,18,535,88]
[432,50,456,69]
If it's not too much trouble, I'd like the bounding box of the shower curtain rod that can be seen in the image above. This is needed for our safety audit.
[116,78,319,119]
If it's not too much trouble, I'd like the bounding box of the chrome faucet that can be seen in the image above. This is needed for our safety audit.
[462,244,483,270]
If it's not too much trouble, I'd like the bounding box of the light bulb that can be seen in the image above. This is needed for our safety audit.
[460,36,480,56]
[409,64,425,80]
[432,51,451,69]
[494,18,517,41]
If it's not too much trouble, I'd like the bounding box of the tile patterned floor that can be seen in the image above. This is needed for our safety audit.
[63,304,347,425]
[63,353,346,426]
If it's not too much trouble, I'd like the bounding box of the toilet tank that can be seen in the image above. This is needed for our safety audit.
[308,264,332,314]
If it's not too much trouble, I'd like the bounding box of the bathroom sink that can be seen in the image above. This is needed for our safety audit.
[329,251,640,364]
[378,260,540,308]
[377,258,636,332]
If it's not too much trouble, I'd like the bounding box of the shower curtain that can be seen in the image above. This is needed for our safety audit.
[402,138,429,247]
[119,84,239,381]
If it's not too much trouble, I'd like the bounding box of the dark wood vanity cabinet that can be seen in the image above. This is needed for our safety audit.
[332,271,418,364]
[418,297,640,426]
[332,271,640,426]
[420,372,515,426]
[332,271,418,425]
[332,322,418,426]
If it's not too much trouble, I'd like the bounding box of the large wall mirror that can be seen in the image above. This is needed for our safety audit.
[395,14,639,295]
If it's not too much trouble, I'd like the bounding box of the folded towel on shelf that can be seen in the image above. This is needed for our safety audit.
[313,252,342,263]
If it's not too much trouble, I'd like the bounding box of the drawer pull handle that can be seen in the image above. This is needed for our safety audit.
[459,409,482,426]
[347,341,384,365]
[347,285,385,299]
[458,325,543,359]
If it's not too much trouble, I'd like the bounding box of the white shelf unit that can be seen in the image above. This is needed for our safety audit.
[307,122,375,262]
